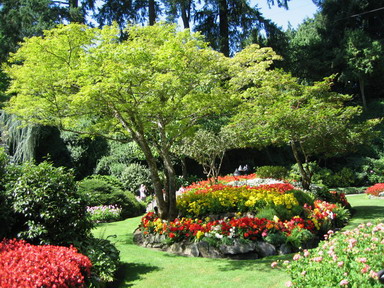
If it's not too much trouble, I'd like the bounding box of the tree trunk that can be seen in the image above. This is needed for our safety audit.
[290,141,311,190]
[218,0,229,56]
[359,77,367,110]
[180,0,191,29]
[181,156,188,178]
[149,0,156,25]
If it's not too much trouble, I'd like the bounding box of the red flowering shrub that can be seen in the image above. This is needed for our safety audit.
[0,239,92,288]
[184,174,257,191]
[365,183,384,196]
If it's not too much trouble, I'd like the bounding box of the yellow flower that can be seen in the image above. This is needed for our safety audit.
[196,231,205,239]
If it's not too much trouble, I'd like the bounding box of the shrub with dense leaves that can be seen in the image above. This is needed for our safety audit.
[0,239,92,288]
[74,237,120,284]
[365,183,384,197]
[77,175,145,219]
[120,162,152,193]
[255,166,289,180]
[282,222,384,287]
[7,161,92,245]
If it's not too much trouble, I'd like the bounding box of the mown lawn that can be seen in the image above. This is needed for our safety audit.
[92,193,384,288]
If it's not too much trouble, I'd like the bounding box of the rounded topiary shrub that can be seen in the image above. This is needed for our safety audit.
[77,175,145,219]
[8,161,92,245]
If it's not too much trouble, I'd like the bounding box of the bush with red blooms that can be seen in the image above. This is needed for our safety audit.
[365,183,384,197]
[185,174,257,191]
[0,239,92,288]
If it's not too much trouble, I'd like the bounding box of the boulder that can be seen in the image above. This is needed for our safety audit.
[255,241,277,257]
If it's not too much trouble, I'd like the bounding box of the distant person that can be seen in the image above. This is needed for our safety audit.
[139,184,147,201]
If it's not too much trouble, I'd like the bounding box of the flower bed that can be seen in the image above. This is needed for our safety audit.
[365,183,384,197]
[136,178,351,259]
[280,222,384,287]
[87,205,122,223]
[0,239,92,288]
[177,183,310,219]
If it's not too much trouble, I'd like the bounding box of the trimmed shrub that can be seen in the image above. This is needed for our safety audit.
[0,239,92,288]
[255,165,289,180]
[8,161,92,245]
[78,175,145,219]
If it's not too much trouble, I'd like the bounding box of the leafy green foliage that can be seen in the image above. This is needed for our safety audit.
[77,175,145,219]
[120,163,152,193]
[74,237,120,284]
[4,23,233,220]
[255,165,289,180]
[7,161,92,245]
[228,46,379,189]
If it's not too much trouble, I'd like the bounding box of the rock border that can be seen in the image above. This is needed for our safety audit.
[133,229,319,259]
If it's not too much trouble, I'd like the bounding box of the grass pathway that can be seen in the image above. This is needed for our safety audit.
[93,194,384,288]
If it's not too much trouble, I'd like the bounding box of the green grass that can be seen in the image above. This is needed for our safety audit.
[92,194,384,288]
[344,194,384,229]
[93,217,290,288]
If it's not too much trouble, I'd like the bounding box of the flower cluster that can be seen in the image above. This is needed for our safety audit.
[139,212,319,246]
[177,184,301,218]
[87,205,122,223]
[281,222,384,287]
[184,174,257,191]
[365,183,384,197]
[0,239,92,288]
[304,200,350,232]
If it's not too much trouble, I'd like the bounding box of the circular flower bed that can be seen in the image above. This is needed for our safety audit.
[135,176,351,258]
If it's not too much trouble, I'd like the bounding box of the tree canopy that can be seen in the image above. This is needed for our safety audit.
[228,45,379,189]
[4,23,233,219]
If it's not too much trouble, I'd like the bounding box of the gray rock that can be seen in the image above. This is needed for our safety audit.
[197,241,223,258]
[219,239,256,255]
[183,243,200,257]
[255,241,277,257]
[133,229,143,244]
[278,244,292,255]
[169,243,185,254]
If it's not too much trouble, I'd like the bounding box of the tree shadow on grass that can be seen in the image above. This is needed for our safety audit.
[348,205,384,228]
[106,262,161,288]
[216,254,293,272]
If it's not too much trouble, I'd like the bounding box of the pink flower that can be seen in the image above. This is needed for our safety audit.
[348,238,357,248]
[337,261,344,267]
[356,257,367,263]
[301,271,307,276]
[293,254,301,261]
[369,270,378,279]
[312,256,323,262]
[303,250,310,257]
[285,281,293,287]
[339,279,349,286]
[271,262,278,268]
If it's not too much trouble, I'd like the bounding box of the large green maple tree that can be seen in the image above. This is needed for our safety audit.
[5,23,232,219]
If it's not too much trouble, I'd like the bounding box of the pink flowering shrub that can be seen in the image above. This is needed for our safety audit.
[0,239,92,288]
[365,183,384,197]
[281,222,384,287]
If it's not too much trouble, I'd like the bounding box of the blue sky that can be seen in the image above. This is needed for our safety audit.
[256,0,319,29]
